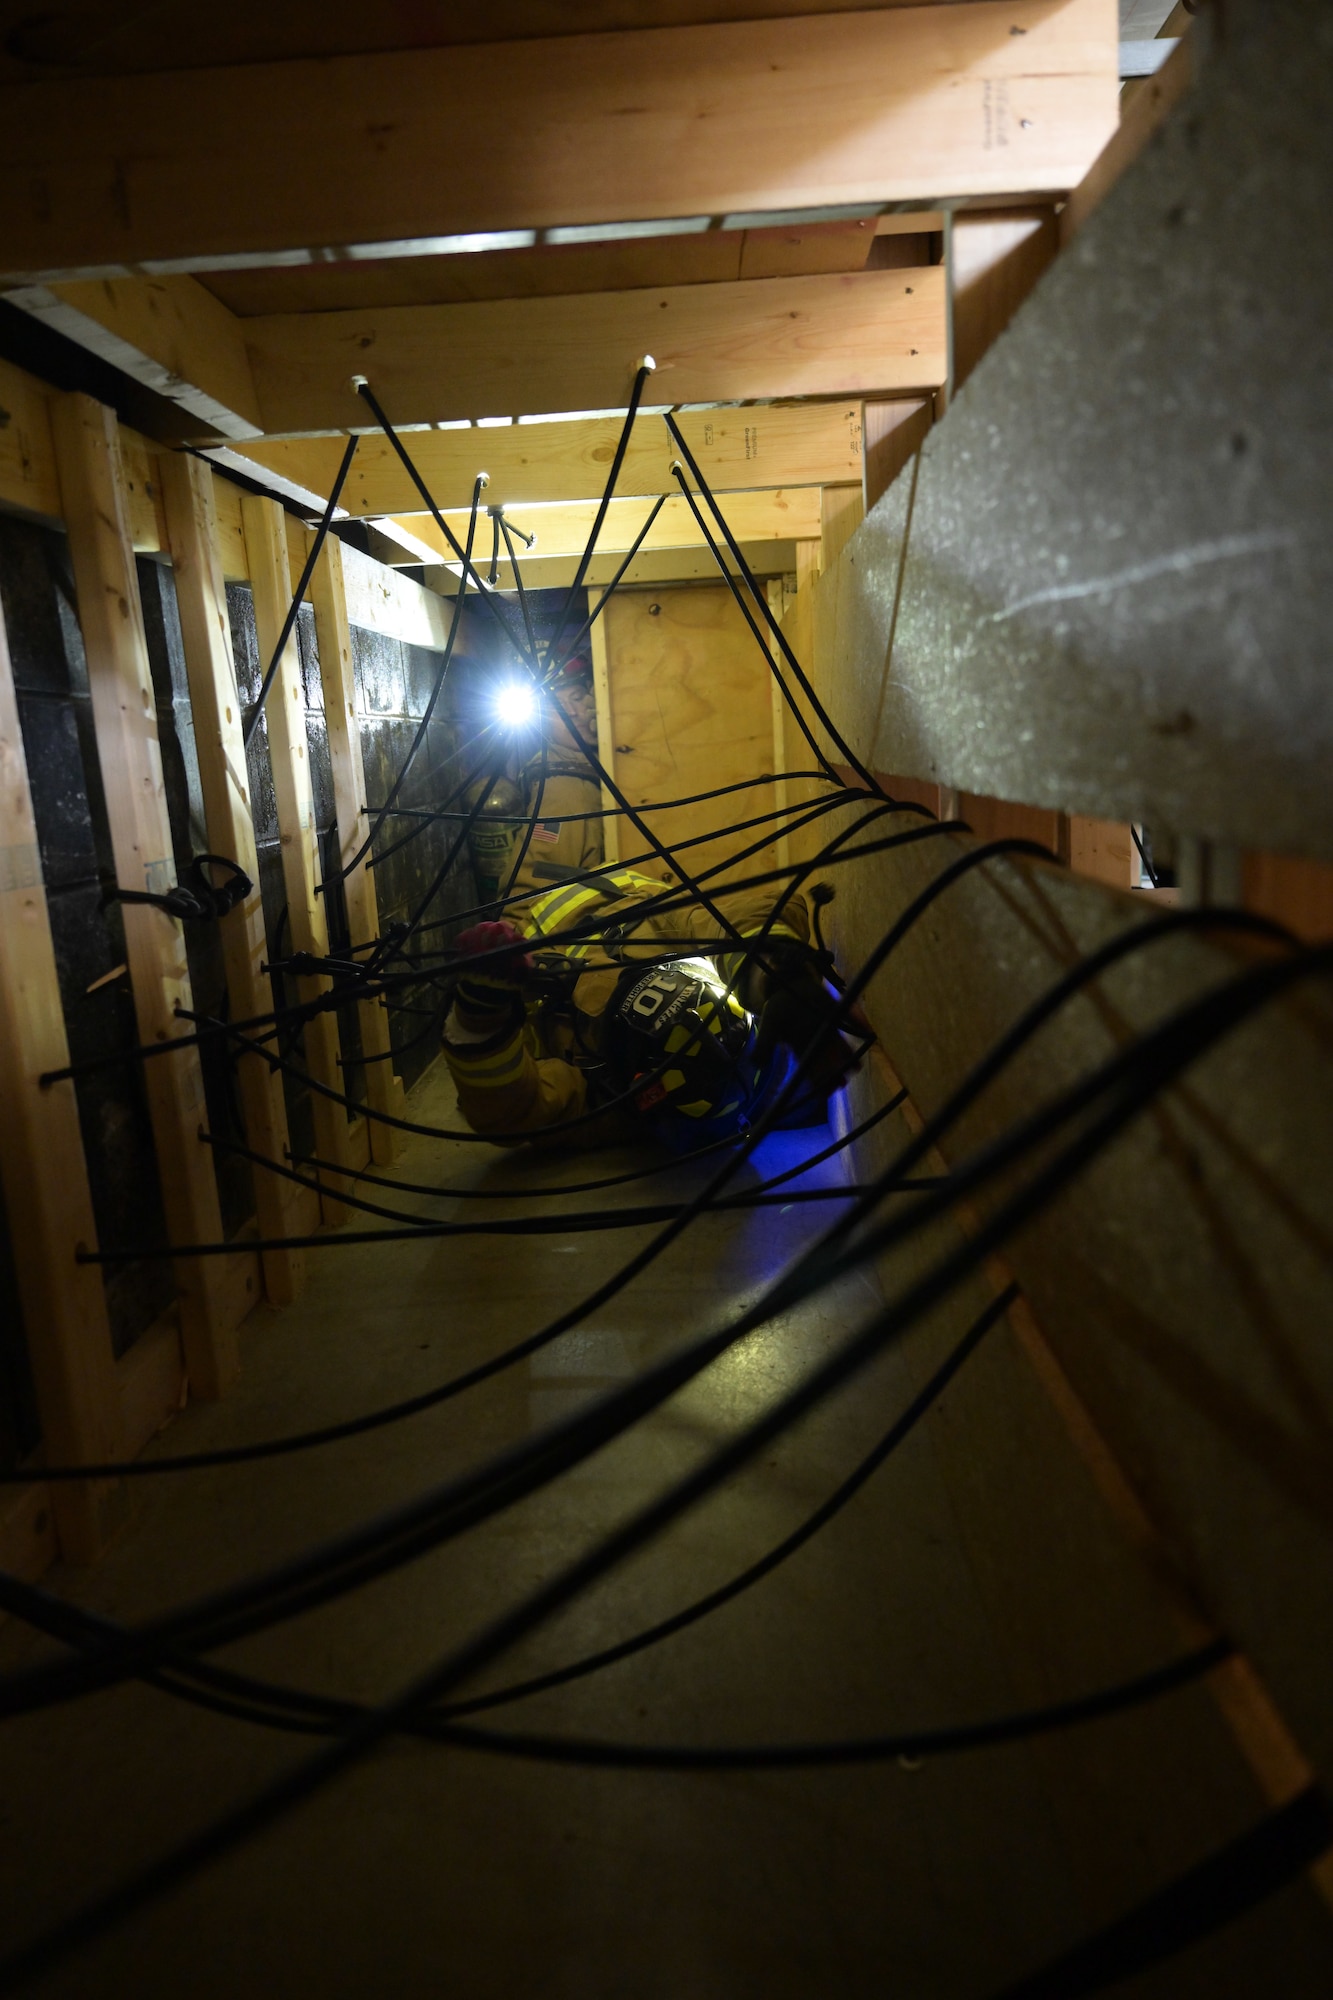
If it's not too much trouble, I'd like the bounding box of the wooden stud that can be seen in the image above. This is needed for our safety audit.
[234,403,865,518]
[241,492,355,1220]
[51,391,238,1401]
[819,485,865,575]
[302,526,406,1163]
[0,358,165,560]
[0,355,61,520]
[588,605,619,867]
[210,474,249,580]
[0,591,124,1560]
[0,1480,62,1587]
[247,268,946,434]
[862,397,932,514]
[958,792,1066,857]
[950,207,1060,394]
[158,449,305,1303]
[1241,849,1333,945]
[1067,814,1137,889]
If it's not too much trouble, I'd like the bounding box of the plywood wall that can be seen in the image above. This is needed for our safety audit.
[600,584,779,885]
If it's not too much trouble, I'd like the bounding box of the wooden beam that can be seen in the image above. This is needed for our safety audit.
[819,484,865,574]
[1062,33,1194,243]
[950,206,1060,393]
[158,451,304,1303]
[1067,814,1138,888]
[2,274,263,439]
[0,3,1117,281]
[52,392,239,1402]
[425,540,799,596]
[337,542,454,651]
[863,397,932,513]
[201,217,880,319]
[242,494,355,1219]
[0,588,124,1561]
[391,489,820,570]
[0,5,982,90]
[246,268,946,433]
[588,609,619,868]
[1241,849,1333,946]
[301,527,405,1162]
[233,402,865,516]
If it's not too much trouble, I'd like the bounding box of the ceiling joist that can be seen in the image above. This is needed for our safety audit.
[3,274,263,439]
[247,268,947,435]
[418,542,802,593]
[389,488,821,567]
[0,1,1116,283]
[233,404,866,516]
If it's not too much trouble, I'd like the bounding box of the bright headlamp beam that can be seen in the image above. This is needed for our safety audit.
[494,681,539,729]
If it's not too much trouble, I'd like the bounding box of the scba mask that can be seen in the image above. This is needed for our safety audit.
[606,957,763,1146]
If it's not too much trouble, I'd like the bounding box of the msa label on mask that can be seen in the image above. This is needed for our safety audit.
[629,978,673,1018]
[624,969,694,1032]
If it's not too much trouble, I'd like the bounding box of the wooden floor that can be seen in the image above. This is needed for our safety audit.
[1,1061,1330,1998]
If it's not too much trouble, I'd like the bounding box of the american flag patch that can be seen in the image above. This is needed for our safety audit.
[531,822,561,844]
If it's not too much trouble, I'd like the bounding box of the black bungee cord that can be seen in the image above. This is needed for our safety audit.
[22,796,1057,1108]
[3,953,1319,1988]
[352,378,537,671]
[665,413,885,798]
[5,941,1322,1712]
[186,1135,905,1245]
[0,1283,1229,1772]
[441,1280,1022,1719]
[498,513,541,663]
[335,359,765,964]
[2,982,1261,1704]
[366,765,844,832]
[240,431,359,751]
[669,462,846,787]
[322,471,490,891]
[361,736,517,982]
[387,774,881,959]
[286,1090,906,1210]
[548,493,669,671]
[543,356,657,670]
[157,811,958,1157]
[1,1094,906,1489]
[346,764,850,951]
[1,390,1314,2000]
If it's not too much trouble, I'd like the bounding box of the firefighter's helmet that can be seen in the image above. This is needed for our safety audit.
[605,957,761,1146]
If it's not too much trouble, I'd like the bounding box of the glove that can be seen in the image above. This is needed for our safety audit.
[754,958,867,1128]
[450,920,533,1034]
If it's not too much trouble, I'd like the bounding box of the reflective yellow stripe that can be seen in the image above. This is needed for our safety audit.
[718,921,802,985]
[525,868,660,957]
[444,1028,531,1087]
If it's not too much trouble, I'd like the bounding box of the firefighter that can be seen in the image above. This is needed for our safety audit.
[441,865,862,1148]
